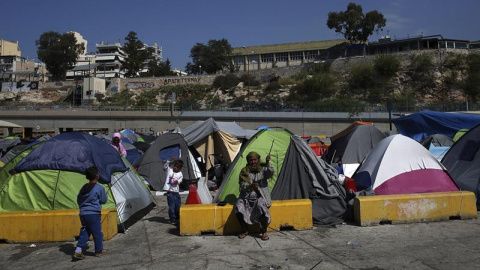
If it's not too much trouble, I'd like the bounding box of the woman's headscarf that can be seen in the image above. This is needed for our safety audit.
[239,151,262,184]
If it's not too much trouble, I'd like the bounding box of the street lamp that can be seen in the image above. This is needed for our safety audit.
[199,65,202,75]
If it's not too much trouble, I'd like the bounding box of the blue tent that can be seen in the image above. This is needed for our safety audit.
[392,111,480,142]
[14,132,128,183]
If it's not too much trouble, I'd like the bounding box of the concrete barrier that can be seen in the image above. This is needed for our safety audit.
[354,191,477,226]
[0,208,118,243]
[180,199,312,236]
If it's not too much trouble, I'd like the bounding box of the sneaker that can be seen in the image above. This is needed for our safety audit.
[95,249,109,257]
[73,252,86,260]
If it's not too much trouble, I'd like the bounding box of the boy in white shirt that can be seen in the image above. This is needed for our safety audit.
[163,159,183,225]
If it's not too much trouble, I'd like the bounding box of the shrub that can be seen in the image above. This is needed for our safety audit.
[264,81,281,93]
[374,54,400,77]
[240,74,261,87]
[348,63,376,98]
[212,74,240,89]
[294,73,335,100]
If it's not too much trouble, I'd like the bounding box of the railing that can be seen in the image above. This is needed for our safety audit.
[0,102,477,113]
[0,105,176,112]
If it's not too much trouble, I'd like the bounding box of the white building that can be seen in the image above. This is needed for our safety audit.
[95,42,126,79]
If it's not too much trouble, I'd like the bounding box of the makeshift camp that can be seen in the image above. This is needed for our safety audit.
[0,132,155,230]
[0,144,29,167]
[134,133,202,191]
[214,129,347,223]
[182,118,255,172]
[322,125,386,177]
[442,124,480,208]
[353,134,458,195]
[392,110,480,142]
[421,134,454,161]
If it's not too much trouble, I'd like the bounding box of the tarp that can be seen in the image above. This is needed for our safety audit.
[392,110,480,142]
[322,125,386,177]
[134,133,202,191]
[421,134,454,161]
[353,135,458,195]
[14,132,128,183]
[442,124,480,208]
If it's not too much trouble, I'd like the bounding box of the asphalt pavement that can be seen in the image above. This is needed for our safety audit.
[1,193,480,270]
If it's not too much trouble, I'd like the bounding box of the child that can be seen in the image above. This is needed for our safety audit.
[163,159,184,225]
[73,166,109,260]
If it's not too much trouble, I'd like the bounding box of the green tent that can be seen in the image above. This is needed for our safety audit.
[215,129,292,204]
[0,138,155,230]
[453,128,468,142]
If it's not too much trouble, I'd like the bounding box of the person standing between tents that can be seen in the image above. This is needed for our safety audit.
[163,159,184,225]
[73,166,109,260]
[235,151,274,241]
[110,132,127,157]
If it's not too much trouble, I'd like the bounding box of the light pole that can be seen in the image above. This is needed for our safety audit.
[199,65,202,75]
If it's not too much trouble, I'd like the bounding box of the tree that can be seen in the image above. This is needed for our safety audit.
[36,31,84,81]
[185,38,232,74]
[123,31,148,77]
[327,3,386,44]
[144,58,176,77]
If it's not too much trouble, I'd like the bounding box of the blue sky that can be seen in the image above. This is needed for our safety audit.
[2,0,479,70]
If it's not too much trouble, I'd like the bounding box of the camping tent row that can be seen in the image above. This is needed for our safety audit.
[0,132,155,230]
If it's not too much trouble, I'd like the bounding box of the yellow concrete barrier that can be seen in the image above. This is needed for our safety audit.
[180,199,312,236]
[354,191,477,226]
[0,208,118,243]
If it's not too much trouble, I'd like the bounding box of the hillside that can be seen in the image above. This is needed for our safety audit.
[2,50,478,112]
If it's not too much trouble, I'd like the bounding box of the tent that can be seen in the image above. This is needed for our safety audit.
[322,125,386,177]
[0,132,155,230]
[392,110,480,142]
[182,118,255,171]
[0,144,29,167]
[421,134,454,161]
[134,133,202,191]
[329,121,373,142]
[453,129,468,142]
[214,129,347,222]
[352,134,458,195]
[442,124,480,208]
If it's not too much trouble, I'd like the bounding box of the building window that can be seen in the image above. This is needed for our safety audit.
[261,54,273,63]
[305,50,318,60]
[233,56,244,65]
[447,42,455,48]
[455,42,467,49]
[275,53,288,62]
[290,51,303,61]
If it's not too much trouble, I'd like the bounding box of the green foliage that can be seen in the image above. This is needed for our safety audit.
[36,31,85,81]
[100,89,135,106]
[278,77,296,85]
[374,54,400,77]
[143,58,176,77]
[264,81,281,93]
[292,73,336,100]
[464,54,480,102]
[239,74,261,87]
[348,63,376,98]
[185,38,233,74]
[213,74,240,89]
[123,31,149,77]
[302,98,365,113]
[326,3,386,44]
[409,54,435,95]
[309,62,331,75]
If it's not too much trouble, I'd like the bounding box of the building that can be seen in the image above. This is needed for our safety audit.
[66,31,92,80]
[368,34,470,54]
[230,39,346,71]
[95,42,126,79]
[139,42,162,75]
[0,39,21,57]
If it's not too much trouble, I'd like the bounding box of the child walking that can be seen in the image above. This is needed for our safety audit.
[73,166,109,260]
[163,159,184,225]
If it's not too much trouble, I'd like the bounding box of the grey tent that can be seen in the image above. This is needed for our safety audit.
[322,125,386,177]
[421,134,454,148]
[182,118,256,171]
[442,124,480,208]
[271,136,347,223]
[133,133,202,191]
[0,144,29,166]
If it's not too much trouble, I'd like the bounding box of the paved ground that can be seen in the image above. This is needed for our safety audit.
[1,194,480,270]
